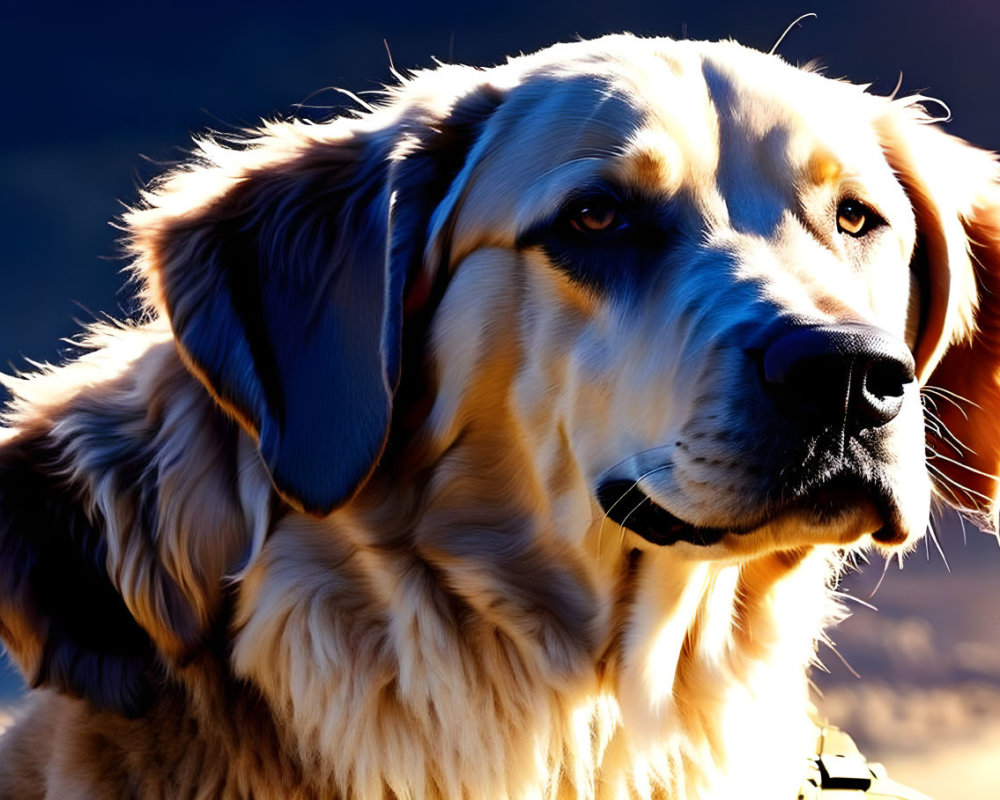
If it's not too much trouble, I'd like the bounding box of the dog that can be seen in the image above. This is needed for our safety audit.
[0,33,996,799]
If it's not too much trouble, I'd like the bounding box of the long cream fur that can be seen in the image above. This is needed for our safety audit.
[0,34,998,800]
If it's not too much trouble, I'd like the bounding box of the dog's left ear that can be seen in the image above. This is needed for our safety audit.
[878,101,1000,528]
[128,76,503,515]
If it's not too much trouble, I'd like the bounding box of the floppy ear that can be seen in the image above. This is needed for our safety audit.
[0,342,252,716]
[0,73,503,714]
[878,101,1000,529]
[127,75,503,515]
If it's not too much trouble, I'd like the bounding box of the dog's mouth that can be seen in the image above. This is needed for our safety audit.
[596,480,731,546]
[596,474,903,548]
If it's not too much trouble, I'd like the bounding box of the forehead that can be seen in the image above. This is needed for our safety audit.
[452,37,903,239]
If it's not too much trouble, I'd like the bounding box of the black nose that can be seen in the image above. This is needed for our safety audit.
[761,323,916,429]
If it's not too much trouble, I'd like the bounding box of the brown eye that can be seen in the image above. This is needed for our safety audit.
[837,199,881,237]
[569,200,620,232]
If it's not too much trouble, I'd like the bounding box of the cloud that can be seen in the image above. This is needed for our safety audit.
[817,681,1000,754]
[817,692,1000,800]
[814,524,1000,799]
[819,610,1000,687]
[953,641,1000,678]
[823,614,953,681]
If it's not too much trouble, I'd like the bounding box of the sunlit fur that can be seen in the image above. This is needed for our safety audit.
[1,34,999,799]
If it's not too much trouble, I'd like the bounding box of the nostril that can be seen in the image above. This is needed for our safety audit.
[759,322,915,430]
[857,357,912,425]
[862,357,911,400]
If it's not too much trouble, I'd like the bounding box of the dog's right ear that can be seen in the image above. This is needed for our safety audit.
[877,99,1000,529]
[127,72,504,516]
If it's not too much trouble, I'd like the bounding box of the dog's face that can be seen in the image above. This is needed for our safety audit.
[416,39,982,562]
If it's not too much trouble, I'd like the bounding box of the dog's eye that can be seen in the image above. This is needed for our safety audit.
[836,199,883,237]
[516,187,669,295]
[567,196,625,233]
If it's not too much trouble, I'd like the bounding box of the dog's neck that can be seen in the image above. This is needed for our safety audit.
[239,410,842,798]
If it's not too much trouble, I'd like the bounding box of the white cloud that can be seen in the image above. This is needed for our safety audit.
[816,681,1000,800]
[866,718,1000,800]
[818,682,1000,753]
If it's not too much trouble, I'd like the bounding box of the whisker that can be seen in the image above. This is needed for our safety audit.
[769,12,818,55]
[927,464,966,508]
[869,554,892,599]
[614,463,678,538]
[927,520,950,572]
[618,496,651,538]
[596,446,675,484]
[600,464,675,523]
[928,449,999,481]
[923,408,975,456]
[923,384,981,411]
[596,463,674,551]
[926,462,985,511]
[923,389,971,421]
[810,659,831,676]
[819,634,861,679]
[830,590,878,612]
[926,460,997,504]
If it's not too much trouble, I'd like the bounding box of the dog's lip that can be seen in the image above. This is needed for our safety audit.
[595,480,733,546]
[596,474,900,547]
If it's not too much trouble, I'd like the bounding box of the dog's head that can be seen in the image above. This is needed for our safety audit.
[137,36,1000,553]
[1,35,999,721]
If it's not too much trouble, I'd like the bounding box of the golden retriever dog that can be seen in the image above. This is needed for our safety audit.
[0,33,997,799]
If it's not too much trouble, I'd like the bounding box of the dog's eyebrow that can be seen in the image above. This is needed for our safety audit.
[621,148,675,192]
[806,148,844,185]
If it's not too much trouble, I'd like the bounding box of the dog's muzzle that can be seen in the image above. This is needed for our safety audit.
[596,322,916,547]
